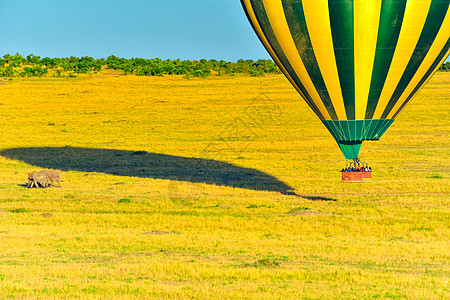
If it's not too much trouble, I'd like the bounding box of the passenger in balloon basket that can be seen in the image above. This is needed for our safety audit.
[340,163,372,173]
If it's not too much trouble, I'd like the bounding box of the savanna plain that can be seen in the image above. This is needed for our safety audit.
[0,71,448,299]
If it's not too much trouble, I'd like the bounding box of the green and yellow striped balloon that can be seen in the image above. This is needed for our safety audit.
[241,0,450,159]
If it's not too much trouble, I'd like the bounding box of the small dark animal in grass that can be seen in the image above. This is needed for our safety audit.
[27,172,50,188]
[36,170,61,187]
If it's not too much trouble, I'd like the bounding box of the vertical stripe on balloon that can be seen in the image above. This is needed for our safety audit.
[365,0,406,119]
[388,9,450,119]
[372,0,431,119]
[262,0,332,120]
[302,0,347,120]
[249,0,326,120]
[241,0,311,109]
[392,39,450,119]
[381,0,449,118]
[354,0,382,120]
[329,0,355,120]
[283,0,339,120]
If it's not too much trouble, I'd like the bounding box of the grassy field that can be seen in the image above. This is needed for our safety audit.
[0,71,448,299]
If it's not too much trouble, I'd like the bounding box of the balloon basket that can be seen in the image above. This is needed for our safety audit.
[342,171,372,183]
[341,159,372,183]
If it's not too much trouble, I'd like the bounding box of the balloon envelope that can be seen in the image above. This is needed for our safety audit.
[241,0,450,159]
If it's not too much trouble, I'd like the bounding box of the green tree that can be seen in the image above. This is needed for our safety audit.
[439,62,450,71]
[3,65,18,77]
[27,54,41,65]
[41,57,55,68]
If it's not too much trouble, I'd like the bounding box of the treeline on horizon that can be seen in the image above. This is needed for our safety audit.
[0,53,281,78]
[1,53,449,79]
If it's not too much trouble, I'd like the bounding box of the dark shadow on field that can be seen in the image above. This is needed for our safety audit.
[1,147,305,196]
[302,196,336,201]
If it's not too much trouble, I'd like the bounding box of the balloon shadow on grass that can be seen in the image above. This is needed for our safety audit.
[1,147,300,195]
[1,147,336,200]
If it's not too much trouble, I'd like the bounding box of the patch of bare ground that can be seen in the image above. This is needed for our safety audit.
[287,210,331,217]
[104,71,122,75]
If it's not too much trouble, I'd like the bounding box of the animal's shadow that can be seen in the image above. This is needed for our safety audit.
[1,147,298,195]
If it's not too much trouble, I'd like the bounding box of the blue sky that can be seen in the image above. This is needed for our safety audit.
[0,0,269,61]
[0,0,448,63]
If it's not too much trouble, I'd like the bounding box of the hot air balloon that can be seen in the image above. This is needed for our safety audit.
[241,0,450,173]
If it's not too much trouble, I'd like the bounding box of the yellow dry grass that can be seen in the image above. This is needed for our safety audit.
[0,71,448,299]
